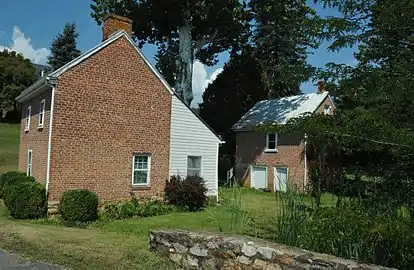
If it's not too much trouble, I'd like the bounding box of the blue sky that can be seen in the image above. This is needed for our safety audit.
[0,0,356,107]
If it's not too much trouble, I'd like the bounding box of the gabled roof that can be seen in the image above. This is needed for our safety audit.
[16,30,223,142]
[232,92,331,130]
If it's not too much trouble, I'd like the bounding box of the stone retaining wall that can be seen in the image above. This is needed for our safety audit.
[149,230,394,270]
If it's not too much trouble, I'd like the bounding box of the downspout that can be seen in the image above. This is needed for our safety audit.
[303,133,308,192]
[45,77,57,195]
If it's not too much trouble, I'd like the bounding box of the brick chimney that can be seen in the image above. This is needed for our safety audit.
[102,14,133,41]
[317,80,326,94]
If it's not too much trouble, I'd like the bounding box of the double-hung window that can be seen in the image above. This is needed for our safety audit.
[187,156,202,177]
[27,149,33,177]
[39,99,45,127]
[132,154,151,186]
[25,106,31,131]
[266,133,278,152]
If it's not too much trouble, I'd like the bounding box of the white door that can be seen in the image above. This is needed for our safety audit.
[251,166,267,189]
[274,167,288,192]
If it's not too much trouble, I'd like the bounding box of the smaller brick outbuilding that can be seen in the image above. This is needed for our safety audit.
[16,14,223,212]
[232,85,335,192]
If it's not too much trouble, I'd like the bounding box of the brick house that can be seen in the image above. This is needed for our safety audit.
[16,14,224,212]
[232,84,335,192]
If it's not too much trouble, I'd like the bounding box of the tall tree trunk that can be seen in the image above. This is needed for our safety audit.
[176,17,193,106]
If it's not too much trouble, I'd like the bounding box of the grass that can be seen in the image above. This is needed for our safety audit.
[0,123,20,173]
[0,189,338,270]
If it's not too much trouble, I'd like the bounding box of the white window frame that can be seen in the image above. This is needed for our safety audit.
[25,106,31,131]
[132,154,151,186]
[265,133,278,152]
[38,99,45,128]
[27,149,33,177]
[187,156,202,177]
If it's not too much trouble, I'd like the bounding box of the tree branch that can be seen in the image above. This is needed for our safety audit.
[193,29,219,58]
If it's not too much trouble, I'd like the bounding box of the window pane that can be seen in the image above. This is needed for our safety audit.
[268,133,276,142]
[268,141,276,150]
[134,156,148,170]
[188,169,201,177]
[187,156,201,169]
[133,171,147,184]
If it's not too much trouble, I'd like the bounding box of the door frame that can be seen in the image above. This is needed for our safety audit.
[250,165,268,189]
[274,166,289,192]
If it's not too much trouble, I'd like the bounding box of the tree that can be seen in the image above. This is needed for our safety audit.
[90,0,251,106]
[0,50,36,117]
[264,0,414,212]
[47,23,81,70]
[199,51,267,156]
[250,0,322,98]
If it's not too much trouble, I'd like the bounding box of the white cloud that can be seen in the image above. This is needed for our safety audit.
[191,60,223,108]
[0,26,50,65]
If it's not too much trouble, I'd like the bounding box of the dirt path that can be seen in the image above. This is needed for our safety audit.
[0,250,62,270]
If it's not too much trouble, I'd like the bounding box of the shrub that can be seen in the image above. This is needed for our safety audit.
[60,189,99,223]
[4,181,46,219]
[0,171,35,199]
[101,197,174,220]
[165,175,208,211]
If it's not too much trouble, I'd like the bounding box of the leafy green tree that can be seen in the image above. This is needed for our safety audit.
[250,0,322,98]
[47,23,81,70]
[0,50,36,115]
[199,51,267,156]
[90,0,251,106]
[265,0,414,213]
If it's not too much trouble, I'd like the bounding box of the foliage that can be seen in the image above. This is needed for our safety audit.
[301,204,414,268]
[4,181,47,219]
[60,189,99,224]
[274,189,309,246]
[165,175,208,211]
[0,171,35,200]
[101,197,175,220]
[0,50,36,115]
[91,0,250,106]
[250,0,322,98]
[47,22,81,70]
[199,52,267,156]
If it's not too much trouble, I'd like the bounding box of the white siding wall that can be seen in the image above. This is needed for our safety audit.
[169,96,222,196]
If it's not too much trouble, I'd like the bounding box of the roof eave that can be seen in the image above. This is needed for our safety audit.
[15,77,51,103]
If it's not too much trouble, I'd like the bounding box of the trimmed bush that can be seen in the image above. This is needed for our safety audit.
[60,189,99,223]
[4,181,47,219]
[0,171,35,199]
[165,175,208,211]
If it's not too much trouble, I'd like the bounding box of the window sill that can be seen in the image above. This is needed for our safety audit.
[132,185,151,191]
[24,129,29,133]
[264,149,278,153]
[37,125,44,130]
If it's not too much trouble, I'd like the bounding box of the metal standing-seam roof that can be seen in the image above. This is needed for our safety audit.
[232,91,331,130]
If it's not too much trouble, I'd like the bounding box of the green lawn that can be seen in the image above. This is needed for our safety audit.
[0,123,20,173]
[0,190,337,270]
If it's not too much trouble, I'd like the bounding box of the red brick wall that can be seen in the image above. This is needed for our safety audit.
[48,36,172,203]
[235,131,306,191]
[18,89,52,184]
[235,95,335,192]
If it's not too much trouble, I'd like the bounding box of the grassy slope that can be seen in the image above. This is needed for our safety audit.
[0,123,20,173]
